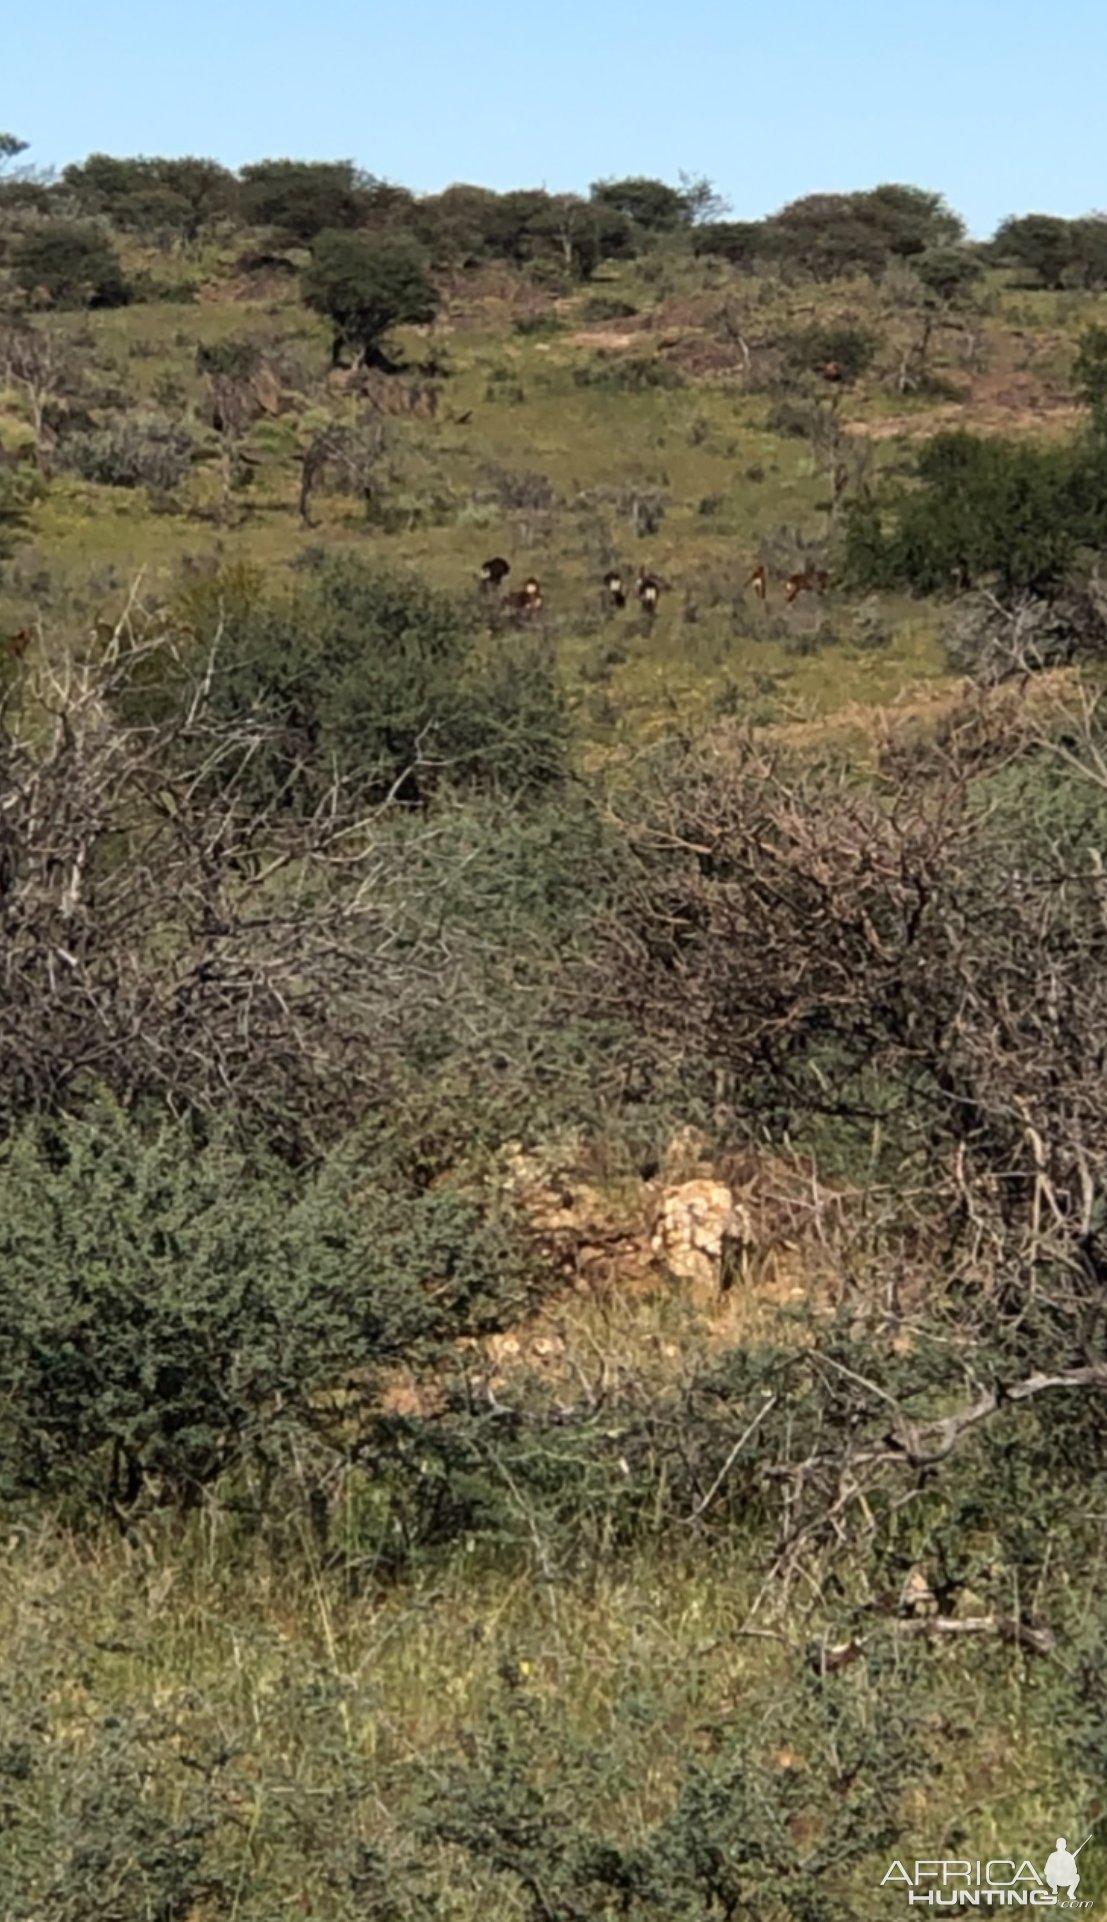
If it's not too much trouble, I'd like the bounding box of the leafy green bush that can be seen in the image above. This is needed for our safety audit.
[842,429,1107,594]
[0,1100,538,1516]
[512,311,564,336]
[201,558,569,809]
[770,183,964,279]
[0,1702,224,1922]
[13,220,130,308]
[420,1660,924,1922]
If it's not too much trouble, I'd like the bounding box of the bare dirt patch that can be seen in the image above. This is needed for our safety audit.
[848,369,1081,442]
[568,329,641,350]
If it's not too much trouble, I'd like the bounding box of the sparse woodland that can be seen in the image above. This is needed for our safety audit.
[2,142,1107,1918]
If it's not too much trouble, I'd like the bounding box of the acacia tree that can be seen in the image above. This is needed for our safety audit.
[302,228,438,368]
[0,132,29,172]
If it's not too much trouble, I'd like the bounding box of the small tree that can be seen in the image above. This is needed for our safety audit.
[13,220,129,308]
[302,229,438,368]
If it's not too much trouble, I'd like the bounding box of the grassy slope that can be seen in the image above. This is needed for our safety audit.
[2,249,1104,1912]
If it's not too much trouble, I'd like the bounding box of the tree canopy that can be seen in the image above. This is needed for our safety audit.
[301,228,439,364]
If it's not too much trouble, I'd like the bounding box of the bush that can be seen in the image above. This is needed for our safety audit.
[512,311,564,336]
[195,336,262,380]
[784,323,877,383]
[572,351,683,391]
[580,294,639,321]
[691,220,766,269]
[0,1100,538,1516]
[943,576,1107,679]
[13,220,130,308]
[203,557,569,809]
[842,429,1107,595]
[589,174,692,233]
[60,418,195,491]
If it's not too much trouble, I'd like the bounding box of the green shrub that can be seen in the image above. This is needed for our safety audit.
[195,336,262,380]
[572,352,682,391]
[842,429,1107,594]
[991,212,1107,290]
[784,323,877,383]
[512,311,564,337]
[60,418,195,491]
[691,220,766,268]
[0,1703,223,1922]
[0,1100,538,1517]
[580,294,640,321]
[201,557,569,809]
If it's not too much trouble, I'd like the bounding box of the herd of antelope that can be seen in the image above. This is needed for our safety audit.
[479,555,830,621]
[3,562,828,667]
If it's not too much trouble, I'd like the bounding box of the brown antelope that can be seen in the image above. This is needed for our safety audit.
[481,556,511,590]
[636,568,665,617]
[503,576,542,619]
[783,567,830,605]
[745,564,768,602]
[603,568,627,610]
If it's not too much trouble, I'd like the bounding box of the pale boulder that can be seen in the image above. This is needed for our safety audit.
[650,1179,751,1291]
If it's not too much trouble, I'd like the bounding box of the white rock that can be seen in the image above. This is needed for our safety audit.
[650,1179,749,1290]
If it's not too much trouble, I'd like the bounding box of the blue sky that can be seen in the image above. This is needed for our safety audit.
[6,0,1105,238]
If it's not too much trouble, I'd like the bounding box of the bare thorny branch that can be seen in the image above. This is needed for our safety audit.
[0,607,466,1143]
